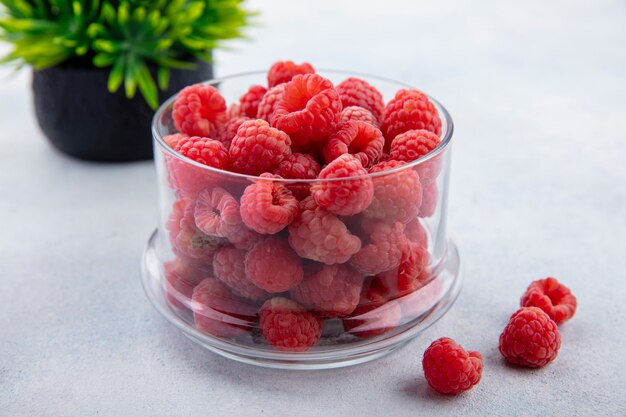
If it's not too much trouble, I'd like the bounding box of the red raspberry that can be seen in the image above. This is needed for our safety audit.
[381,89,442,151]
[422,337,483,395]
[350,220,407,275]
[167,199,221,260]
[227,225,264,251]
[335,77,385,122]
[322,121,384,168]
[216,116,250,150]
[173,84,227,137]
[520,277,577,325]
[163,133,185,149]
[397,272,443,321]
[499,307,561,368]
[213,246,268,300]
[194,187,242,238]
[365,160,422,224]
[339,106,379,127]
[239,84,267,118]
[288,197,361,265]
[419,181,438,218]
[405,218,429,248]
[291,263,364,317]
[226,103,242,119]
[311,154,374,216]
[240,174,299,234]
[164,258,212,310]
[175,136,230,169]
[273,153,321,200]
[245,237,303,292]
[267,60,315,88]
[271,74,342,150]
[389,129,441,163]
[343,280,402,338]
[229,119,292,175]
[376,242,430,298]
[256,84,286,122]
[259,297,322,352]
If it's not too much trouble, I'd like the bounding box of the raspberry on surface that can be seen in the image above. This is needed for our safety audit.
[422,337,483,395]
[173,84,227,137]
[194,187,243,238]
[288,197,362,265]
[257,84,287,122]
[240,174,299,234]
[499,307,561,368]
[168,199,221,260]
[349,220,408,275]
[520,277,577,325]
[191,278,256,338]
[164,257,212,310]
[365,160,422,224]
[311,154,374,216]
[419,181,438,218]
[322,120,384,168]
[335,77,385,122]
[175,136,230,169]
[259,297,322,352]
[376,242,430,298]
[339,106,379,128]
[216,116,250,150]
[389,129,441,163]
[239,85,268,118]
[272,152,321,200]
[343,280,402,338]
[291,263,364,317]
[213,246,268,300]
[229,119,292,175]
[245,237,303,292]
[267,60,315,88]
[271,73,342,149]
[381,89,441,151]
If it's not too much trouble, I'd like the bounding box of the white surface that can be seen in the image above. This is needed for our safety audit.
[1,1,625,416]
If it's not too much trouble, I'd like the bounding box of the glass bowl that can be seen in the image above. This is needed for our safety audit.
[141,70,461,369]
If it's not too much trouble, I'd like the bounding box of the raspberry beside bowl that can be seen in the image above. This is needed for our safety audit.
[141,70,461,369]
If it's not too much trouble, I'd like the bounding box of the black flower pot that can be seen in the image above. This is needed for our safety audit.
[32,59,213,162]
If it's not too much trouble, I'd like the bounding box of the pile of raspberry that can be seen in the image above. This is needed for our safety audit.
[162,60,445,353]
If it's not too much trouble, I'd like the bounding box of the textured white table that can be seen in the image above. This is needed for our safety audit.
[1,1,625,415]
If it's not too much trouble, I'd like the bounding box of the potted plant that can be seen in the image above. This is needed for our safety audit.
[0,0,253,161]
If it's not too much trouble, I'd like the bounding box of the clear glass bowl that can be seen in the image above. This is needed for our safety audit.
[141,70,461,369]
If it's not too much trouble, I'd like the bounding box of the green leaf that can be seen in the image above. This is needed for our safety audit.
[124,53,137,98]
[135,60,158,109]
[93,53,115,67]
[107,56,124,92]
[157,65,169,90]
[93,39,120,53]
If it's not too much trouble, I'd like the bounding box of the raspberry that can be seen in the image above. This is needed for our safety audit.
[259,297,322,352]
[216,116,250,149]
[229,119,292,175]
[164,258,212,310]
[273,153,321,200]
[226,103,242,119]
[239,85,267,118]
[163,133,185,149]
[227,225,264,250]
[381,89,441,151]
[245,237,303,292]
[343,280,402,338]
[213,246,268,300]
[291,263,364,317]
[335,77,385,122]
[365,160,422,223]
[422,337,483,395]
[175,136,230,169]
[311,154,374,216]
[240,174,299,234]
[173,84,227,137]
[350,220,407,275]
[322,120,384,168]
[405,218,429,248]
[499,307,561,367]
[271,74,342,149]
[397,272,443,321]
[256,84,286,122]
[168,199,221,260]
[288,197,361,265]
[191,278,256,338]
[339,106,379,127]
[520,277,577,325]
[267,60,315,88]
[194,187,243,238]
[389,129,441,163]
[419,181,438,218]
[376,242,430,298]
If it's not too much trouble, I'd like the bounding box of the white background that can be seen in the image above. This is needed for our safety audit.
[1,0,625,415]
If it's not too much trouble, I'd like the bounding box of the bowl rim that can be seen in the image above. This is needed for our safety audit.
[152,69,454,183]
